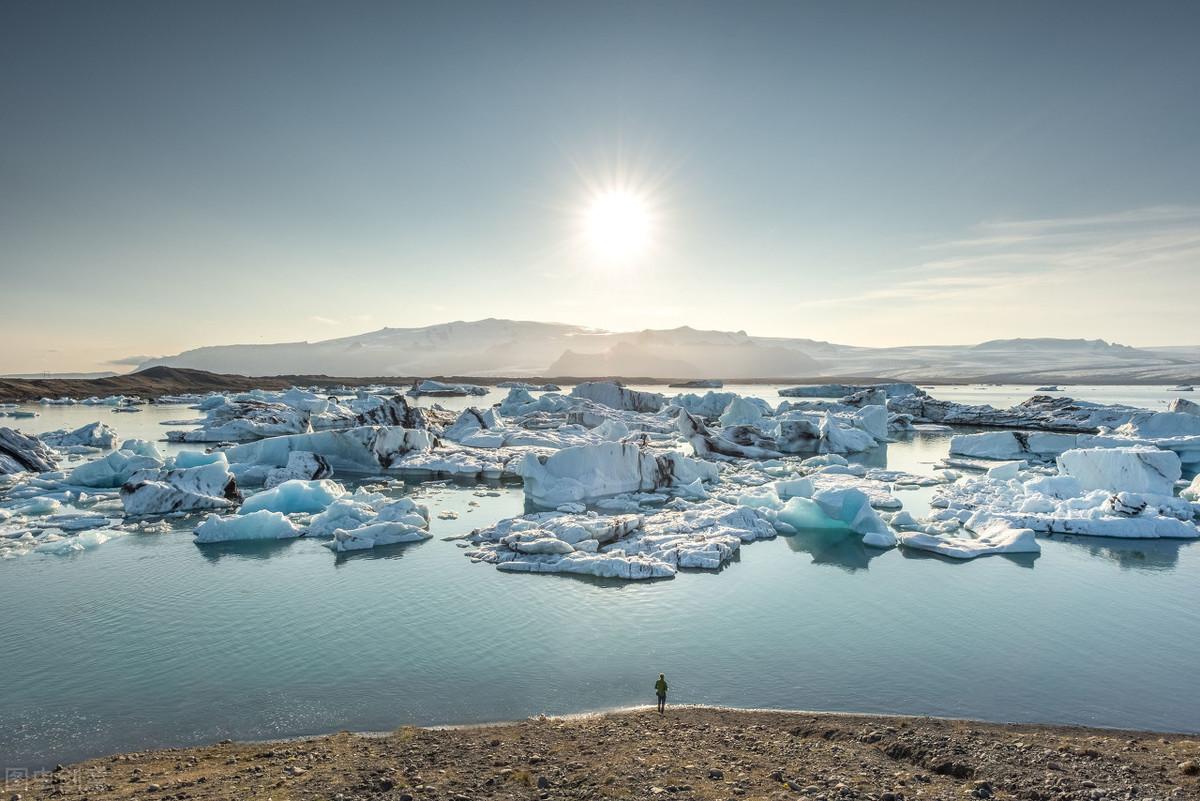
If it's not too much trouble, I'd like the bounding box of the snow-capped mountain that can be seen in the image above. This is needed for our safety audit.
[138,320,1200,382]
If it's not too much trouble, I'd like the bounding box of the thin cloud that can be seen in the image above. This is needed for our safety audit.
[309,315,340,325]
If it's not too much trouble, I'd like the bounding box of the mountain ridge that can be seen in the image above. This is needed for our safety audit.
[134,319,1200,383]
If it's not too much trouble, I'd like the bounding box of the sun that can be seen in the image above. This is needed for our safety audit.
[583,189,652,262]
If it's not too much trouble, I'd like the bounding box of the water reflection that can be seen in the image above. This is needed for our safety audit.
[194,539,298,562]
[1050,534,1193,571]
[897,545,1039,569]
[332,538,428,567]
[781,529,885,572]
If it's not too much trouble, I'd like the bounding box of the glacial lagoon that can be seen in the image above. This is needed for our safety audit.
[2,385,1198,769]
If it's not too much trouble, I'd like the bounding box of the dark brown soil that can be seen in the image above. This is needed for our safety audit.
[8,707,1199,801]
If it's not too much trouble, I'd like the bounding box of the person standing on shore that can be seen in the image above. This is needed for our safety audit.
[655,673,668,714]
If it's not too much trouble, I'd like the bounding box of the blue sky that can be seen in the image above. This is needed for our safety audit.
[2,1,1199,371]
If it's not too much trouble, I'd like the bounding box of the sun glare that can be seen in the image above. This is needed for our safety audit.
[583,190,652,262]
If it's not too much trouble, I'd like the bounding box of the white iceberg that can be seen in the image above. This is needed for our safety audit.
[516,441,717,507]
[325,521,431,552]
[194,510,301,543]
[240,479,346,515]
[121,459,241,516]
[67,448,163,488]
[39,421,119,450]
[264,451,333,488]
[1055,447,1180,495]
[223,426,433,475]
[569,381,664,412]
[899,520,1040,559]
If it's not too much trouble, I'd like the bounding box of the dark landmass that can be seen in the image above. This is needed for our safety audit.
[8,707,1198,801]
[1,367,1193,404]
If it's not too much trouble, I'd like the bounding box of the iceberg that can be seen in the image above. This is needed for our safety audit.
[570,381,664,412]
[39,421,119,450]
[325,521,431,552]
[240,479,346,515]
[899,520,1040,559]
[926,472,1197,540]
[306,495,430,539]
[774,487,896,547]
[677,410,782,459]
[223,426,433,474]
[779,383,922,399]
[67,447,163,488]
[194,510,301,543]
[949,430,1081,461]
[516,441,718,507]
[718,396,766,427]
[891,394,1145,433]
[466,501,774,579]
[349,394,433,428]
[0,427,58,474]
[1055,447,1181,495]
[167,399,312,442]
[406,379,488,397]
[264,451,333,488]
[121,460,241,516]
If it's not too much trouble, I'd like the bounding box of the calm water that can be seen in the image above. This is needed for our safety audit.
[2,385,1198,768]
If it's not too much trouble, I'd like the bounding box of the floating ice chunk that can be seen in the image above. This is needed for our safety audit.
[121,461,241,516]
[779,383,922,399]
[1056,447,1180,495]
[406,379,488,397]
[516,441,717,507]
[592,418,631,441]
[900,520,1040,559]
[0,427,58,474]
[774,487,896,547]
[677,410,781,459]
[240,479,346,515]
[172,450,229,469]
[852,405,890,441]
[33,527,116,554]
[817,411,879,454]
[1181,475,1200,501]
[986,460,1026,480]
[168,399,312,442]
[1169,398,1200,416]
[264,451,333,488]
[570,381,664,412]
[497,551,676,579]
[442,407,504,445]
[39,422,119,450]
[119,439,163,459]
[194,510,301,543]
[68,448,163,488]
[892,394,1144,432]
[224,426,433,473]
[718,396,765,427]
[950,430,1081,461]
[349,394,432,428]
[324,521,431,552]
[673,391,744,419]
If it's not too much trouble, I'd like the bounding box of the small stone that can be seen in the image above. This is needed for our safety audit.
[1180,761,1200,776]
[708,769,724,780]
[536,776,550,789]
[287,766,305,776]
[146,784,162,792]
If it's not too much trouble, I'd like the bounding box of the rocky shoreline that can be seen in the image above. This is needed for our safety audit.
[7,707,1198,801]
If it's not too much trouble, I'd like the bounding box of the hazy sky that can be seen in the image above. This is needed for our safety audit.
[3,0,1199,372]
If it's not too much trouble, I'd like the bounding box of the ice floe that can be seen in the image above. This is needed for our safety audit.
[0,427,58,475]
[121,458,241,516]
[516,441,718,507]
